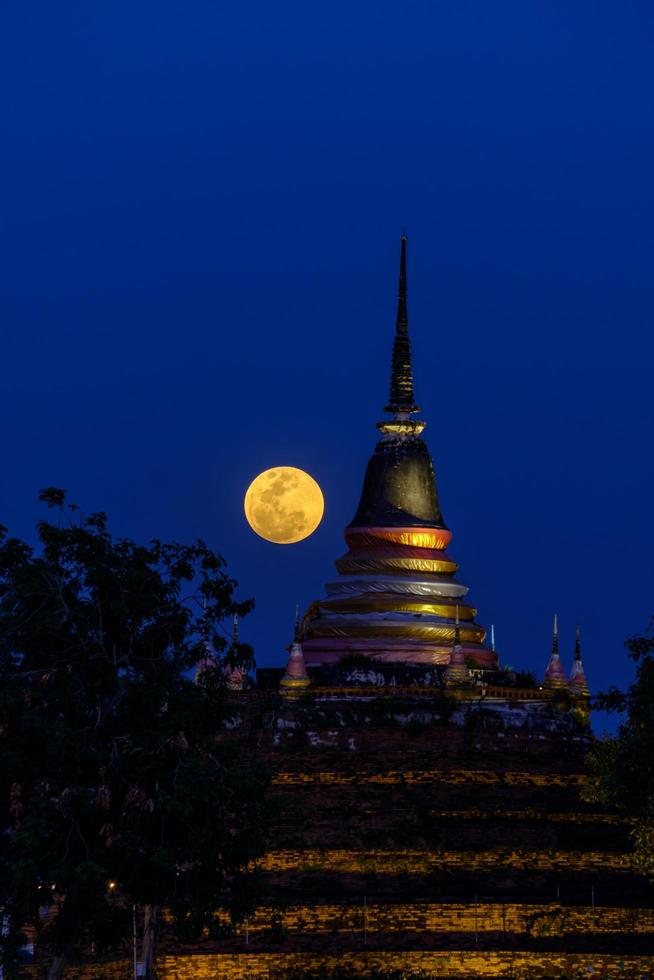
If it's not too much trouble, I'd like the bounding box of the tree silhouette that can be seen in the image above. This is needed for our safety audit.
[0,490,269,979]
[584,618,654,878]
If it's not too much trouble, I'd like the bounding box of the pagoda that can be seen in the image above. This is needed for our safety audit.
[301,235,495,670]
[569,624,590,696]
[543,614,567,688]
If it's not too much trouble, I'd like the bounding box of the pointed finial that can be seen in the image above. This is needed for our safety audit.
[294,603,300,642]
[552,613,559,655]
[397,234,408,335]
[490,623,496,652]
[233,612,239,645]
[574,624,581,661]
[384,234,420,416]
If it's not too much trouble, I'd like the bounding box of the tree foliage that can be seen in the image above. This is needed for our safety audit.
[0,491,269,977]
[583,619,654,877]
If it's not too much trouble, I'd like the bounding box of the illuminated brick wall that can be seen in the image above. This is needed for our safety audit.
[156,951,654,978]
[271,769,588,787]
[25,704,651,978]
[256,848,631,874]
[49,951,654,979]
[211,901,654,937]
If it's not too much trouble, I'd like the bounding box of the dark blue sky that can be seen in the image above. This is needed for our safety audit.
[2,2,653,722]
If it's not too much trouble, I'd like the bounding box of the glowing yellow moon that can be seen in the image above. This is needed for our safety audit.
[244,467,324,544]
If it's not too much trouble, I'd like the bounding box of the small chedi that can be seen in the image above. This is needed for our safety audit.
[170,239,652,980]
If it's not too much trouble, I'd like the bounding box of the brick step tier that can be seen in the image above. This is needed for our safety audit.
[153,950,654,979]
[260,871,653,907]
[161,931,654,956]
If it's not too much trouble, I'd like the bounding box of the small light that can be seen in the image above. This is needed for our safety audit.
[108,881,116,890]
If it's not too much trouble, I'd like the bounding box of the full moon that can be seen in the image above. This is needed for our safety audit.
[244,466,325,544]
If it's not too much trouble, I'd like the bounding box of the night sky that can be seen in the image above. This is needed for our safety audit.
[3,2,654,726]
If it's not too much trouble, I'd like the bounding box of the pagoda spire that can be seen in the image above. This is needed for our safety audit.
[225,612,244,690]
[385,233,420,416]
[444,605,470,685]
[544,613,567,688]
[569,624,589,697]
[195,599,216,681]
[281,608,311,699]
